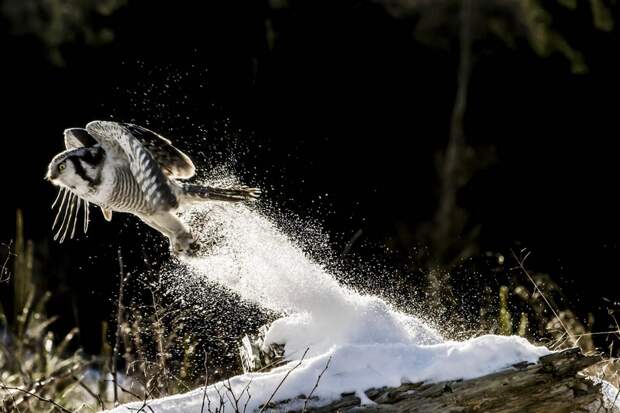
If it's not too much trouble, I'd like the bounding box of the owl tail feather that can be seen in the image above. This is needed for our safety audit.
[181,183,260,203]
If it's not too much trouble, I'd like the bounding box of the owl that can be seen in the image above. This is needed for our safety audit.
[46,120,260,255]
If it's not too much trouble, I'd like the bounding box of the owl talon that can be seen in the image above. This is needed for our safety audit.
[188,240,201,254]
[172,235,200,256]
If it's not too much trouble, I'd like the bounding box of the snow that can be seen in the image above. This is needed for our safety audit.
[104,199,552,412]
[594,378,620,409]
[105,336,548,412]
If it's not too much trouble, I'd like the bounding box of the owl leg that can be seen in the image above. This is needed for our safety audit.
[138,212,199,256]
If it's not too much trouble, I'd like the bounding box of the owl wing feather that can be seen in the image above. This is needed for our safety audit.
[64,128,98,149]
[67,124,195,179]
[120,123,196,179]
[85,121,178,211]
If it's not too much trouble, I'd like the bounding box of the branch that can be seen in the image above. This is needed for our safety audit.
[112,247,127,406]
[0,385,73,413]
[302,355,331,412]
[259,348,309,413]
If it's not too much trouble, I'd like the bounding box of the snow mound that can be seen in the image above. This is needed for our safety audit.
[104,201,551,412]
[105,336,548,413]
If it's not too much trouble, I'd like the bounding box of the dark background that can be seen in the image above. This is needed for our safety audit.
[1,0,619,353]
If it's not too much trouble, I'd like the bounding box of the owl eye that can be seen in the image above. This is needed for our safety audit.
[58,163,66,172]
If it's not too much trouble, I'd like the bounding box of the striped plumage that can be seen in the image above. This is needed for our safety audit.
[46,121,260,255]
[107,166,155,214]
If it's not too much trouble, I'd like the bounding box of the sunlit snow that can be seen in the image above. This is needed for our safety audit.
[105,194,551,412]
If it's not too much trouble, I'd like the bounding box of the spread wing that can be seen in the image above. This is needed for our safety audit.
[121,123,195,179]
[85,120,178,211]
[66,124,195,179]
[64,128,98,149]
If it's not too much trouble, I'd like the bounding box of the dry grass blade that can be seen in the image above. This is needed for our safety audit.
[511,250,573,342]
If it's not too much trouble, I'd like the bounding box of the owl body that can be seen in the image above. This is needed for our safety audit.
[106,164,160,214]
[46,121,259,254]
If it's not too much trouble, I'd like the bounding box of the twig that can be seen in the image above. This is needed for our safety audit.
[0,378,22,413]
[242,376,254,413]
[511,250,573,341]
[72,375,104,410]
[0,240,14,283]
[126,385,157,413]
[147,275,168,391]
[550,332,569,351]
[8,360,89,408]
[104,379,142,401]
[302,356,332,412]
[223,379,240,412]
[259,348,309,413]
[0,385,73,413]
[113,247,127,406]
[200,350,211,413]
[212,382,226,412]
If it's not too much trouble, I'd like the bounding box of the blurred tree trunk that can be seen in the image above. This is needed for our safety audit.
[427,0,476,304]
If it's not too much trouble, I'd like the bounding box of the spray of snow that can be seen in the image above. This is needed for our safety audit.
[179,201,442,358]
[105,199,551,412]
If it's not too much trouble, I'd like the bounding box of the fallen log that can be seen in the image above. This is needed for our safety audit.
[239,331,619,412]
[304,348,616,412]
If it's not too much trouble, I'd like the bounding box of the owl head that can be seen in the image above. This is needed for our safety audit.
[46,147,104,195]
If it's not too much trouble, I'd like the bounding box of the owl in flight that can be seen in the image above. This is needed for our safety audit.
[46,121,260,255]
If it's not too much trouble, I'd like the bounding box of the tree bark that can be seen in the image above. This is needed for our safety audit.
[268,348,617,412]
